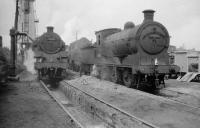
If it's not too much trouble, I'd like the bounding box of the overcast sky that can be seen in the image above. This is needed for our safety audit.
[0,0,200,50]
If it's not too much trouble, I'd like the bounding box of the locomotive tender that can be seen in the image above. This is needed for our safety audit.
[33,27,68,83]
[73,10,180,88]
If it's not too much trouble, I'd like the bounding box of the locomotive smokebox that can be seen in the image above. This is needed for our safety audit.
[143,9,155,22]
[47,26,54,33]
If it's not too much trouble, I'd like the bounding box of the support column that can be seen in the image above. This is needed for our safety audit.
[10,28,17,76]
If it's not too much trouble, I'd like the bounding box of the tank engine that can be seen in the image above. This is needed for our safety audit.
[33,27,68,84]
[78,10,179,89]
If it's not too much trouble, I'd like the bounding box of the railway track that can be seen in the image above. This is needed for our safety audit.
[40,76,200,128]
[61,76,200,128]
[41,80,159,128]
[109,78,200,110]
[69,71,200,110]
[158,87,200,109]
[40,80,85,128]
[135,83,200,110]
[61,81,160,128]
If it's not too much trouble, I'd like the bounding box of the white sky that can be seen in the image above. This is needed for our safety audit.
[0,0,200,50]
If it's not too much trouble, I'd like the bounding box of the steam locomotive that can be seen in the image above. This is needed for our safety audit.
[69,10,180,89]
[32,27,68,84]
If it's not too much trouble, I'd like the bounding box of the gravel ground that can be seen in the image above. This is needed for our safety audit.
[65,76,200,128]
[0,81,70,128]
[165,79,200,88]
[17,71,37,81]
[160,79,200,108]
[163,79,200,99]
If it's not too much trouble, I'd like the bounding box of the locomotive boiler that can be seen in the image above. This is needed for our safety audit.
[82,10,179,88]
[33,27,68,84]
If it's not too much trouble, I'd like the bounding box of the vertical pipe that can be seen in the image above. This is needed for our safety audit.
[9,0,19,76]
[10,28,17,76]
[0,36,2,48]
[14,0,19,30]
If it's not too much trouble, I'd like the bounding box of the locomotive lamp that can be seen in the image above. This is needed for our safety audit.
[155,58,158,65]
[21,43,26,49]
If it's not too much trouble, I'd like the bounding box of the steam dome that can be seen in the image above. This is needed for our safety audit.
[124,22,135,30]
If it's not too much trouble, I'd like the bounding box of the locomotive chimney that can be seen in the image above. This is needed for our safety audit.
[143,9,155,22]
[0,36,2,48]
[47,26,54,33]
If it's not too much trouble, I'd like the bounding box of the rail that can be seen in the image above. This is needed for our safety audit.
[63,80,159,128]
[40,80,84,128]
[160,88,200,109]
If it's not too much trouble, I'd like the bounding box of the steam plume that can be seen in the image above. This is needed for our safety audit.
[23,49,36,74]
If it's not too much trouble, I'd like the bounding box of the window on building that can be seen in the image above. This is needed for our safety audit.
[98,35,100,45]
[169,55,174,65]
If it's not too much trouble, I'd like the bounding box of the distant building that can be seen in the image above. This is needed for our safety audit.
[168,45,176,65]
[173,50,188,72]
[168,45,200,73]
[168,45,176,53]
[187,51,199,72]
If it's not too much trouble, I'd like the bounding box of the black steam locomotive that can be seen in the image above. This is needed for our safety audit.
[69,10,180,89]
[32,27,68,84]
